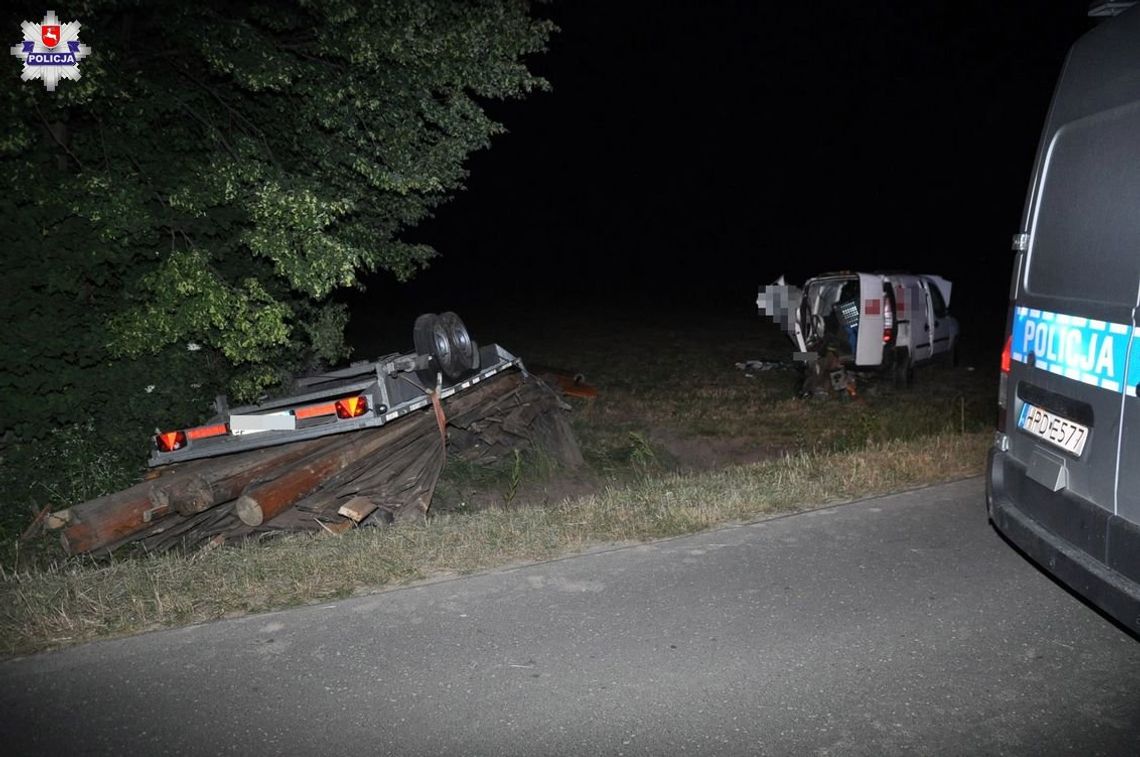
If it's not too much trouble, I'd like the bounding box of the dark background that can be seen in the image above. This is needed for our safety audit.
[347,1,1096,346]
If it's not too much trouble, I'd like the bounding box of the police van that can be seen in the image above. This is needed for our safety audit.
[987,5,1140,633]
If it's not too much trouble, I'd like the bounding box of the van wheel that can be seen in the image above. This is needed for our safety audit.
[893,347,914,388]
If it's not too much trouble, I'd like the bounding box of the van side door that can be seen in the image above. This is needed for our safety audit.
[922,278,955,358]
[894,278,931,361]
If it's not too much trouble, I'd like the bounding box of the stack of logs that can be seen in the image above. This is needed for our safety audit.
[45,371,581,555]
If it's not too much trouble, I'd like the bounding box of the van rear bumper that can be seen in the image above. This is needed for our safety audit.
[986,447,1140,634]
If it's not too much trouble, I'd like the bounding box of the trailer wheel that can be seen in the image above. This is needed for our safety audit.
[893,347,914,388]
[413,313,456,379]
[439,311,478,375]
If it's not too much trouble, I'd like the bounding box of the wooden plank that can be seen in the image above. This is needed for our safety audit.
[317,518,355,535]
[337,497,378,523]
[19,504,53,541]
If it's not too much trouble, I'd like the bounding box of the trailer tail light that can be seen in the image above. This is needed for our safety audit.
[294,402,338,421]
[997,333,1012,432]
[187,423,228,441]
[155,430,187,452]
[335,396,368,419]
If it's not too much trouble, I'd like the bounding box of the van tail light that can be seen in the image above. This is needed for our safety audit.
[882,293,895,343]
[155,430,187,452]
[997,333,1012,432]
[335,396,368,419]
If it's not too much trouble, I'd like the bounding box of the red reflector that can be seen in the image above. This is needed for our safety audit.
[294,402,338,420]
[187,423,228,441]
[335,396,368,419]
[155,430,187,452]
[1001,334,1012,373]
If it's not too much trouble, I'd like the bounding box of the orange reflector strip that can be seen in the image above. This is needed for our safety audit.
[155,430,187,452]
[187,423,228,440]
[294,402,338,420]
[335,396,368,419]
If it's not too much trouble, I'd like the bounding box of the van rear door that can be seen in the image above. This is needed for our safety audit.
[1013,101,1140,517]
[1080,105,1140,531]
[855,273,886,366]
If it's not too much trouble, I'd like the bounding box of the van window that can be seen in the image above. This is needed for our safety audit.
[1026,104,1140,306]
[927,284,947,318]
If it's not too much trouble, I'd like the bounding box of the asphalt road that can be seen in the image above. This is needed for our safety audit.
[3,477,1139,756]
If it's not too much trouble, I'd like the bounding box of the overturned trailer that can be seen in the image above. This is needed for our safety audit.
[150,312,520,465]
[47,314,581,555]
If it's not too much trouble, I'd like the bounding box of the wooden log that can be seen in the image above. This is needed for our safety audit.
[61,489,171,555]
[152,436,334,515]
[62,368,532,552]
[337,497,378,523]
[60,436,341,554]
[151,475,214,516]
[235,432,389,526]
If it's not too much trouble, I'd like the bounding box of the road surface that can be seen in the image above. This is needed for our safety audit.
[3,477,1139,755]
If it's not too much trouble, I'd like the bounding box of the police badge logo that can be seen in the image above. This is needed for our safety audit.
[10,10,91,92]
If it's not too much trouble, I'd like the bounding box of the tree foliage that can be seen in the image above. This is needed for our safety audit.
[0,0,551,508]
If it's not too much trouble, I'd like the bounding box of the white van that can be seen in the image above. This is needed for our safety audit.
[987,6,1140,633]
[757,271,958,387]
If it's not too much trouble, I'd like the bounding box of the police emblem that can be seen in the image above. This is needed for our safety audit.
[10,10,91,92]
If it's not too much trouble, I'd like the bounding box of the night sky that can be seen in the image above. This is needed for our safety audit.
[351,1,1095,330]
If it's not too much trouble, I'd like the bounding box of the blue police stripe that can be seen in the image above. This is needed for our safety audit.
[1010,306,1131,394]
[1129,327,1140,398]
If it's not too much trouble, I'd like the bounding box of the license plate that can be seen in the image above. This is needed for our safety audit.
[1017,402,1089,456]
[229,411,296,435]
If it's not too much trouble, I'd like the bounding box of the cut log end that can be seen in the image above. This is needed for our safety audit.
[44,509,72,530]
[337,497,378,523]
[234,495,264,527]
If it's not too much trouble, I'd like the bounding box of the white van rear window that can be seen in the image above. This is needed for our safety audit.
[1027,104,1140,306]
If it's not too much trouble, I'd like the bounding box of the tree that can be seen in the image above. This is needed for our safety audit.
[0,0,552,519]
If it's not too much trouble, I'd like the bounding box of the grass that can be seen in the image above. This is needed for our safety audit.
[0,431,989,657]
[0,307,1002,657]
[479,307,997,470]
